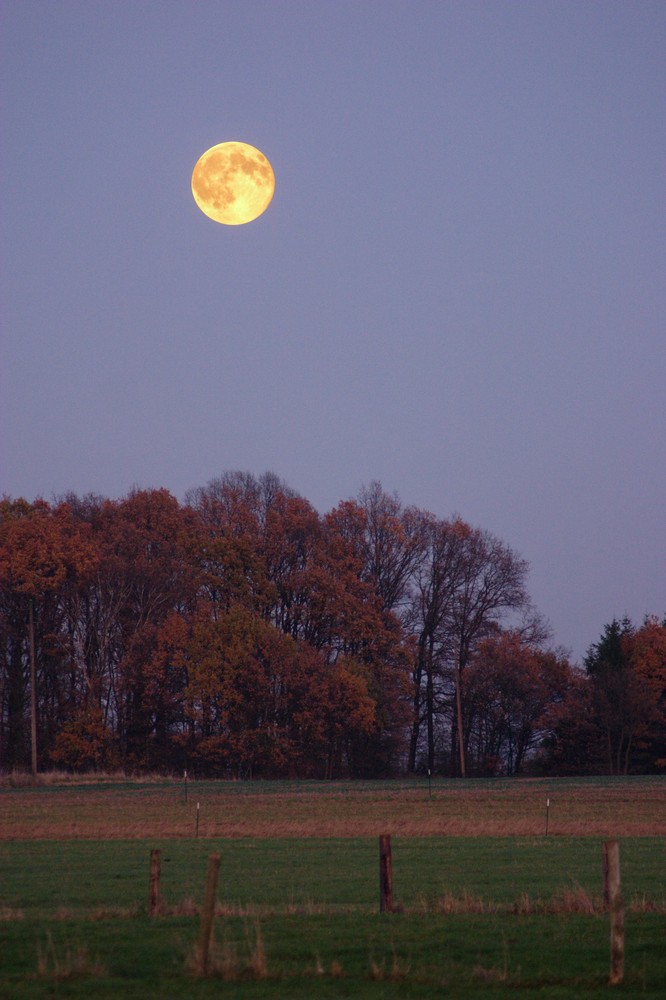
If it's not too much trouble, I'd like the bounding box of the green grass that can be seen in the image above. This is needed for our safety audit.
[1,912,665,999]
[1,837,665,997]
[1,778,665,997]
[1,837,665,918]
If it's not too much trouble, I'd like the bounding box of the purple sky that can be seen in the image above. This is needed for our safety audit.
[1,1,664,663]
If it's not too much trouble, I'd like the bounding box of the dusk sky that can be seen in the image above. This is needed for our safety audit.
[1,1,664,663]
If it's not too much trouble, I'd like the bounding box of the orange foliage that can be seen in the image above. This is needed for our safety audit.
[1,481,663,777]
[50,706,115,771]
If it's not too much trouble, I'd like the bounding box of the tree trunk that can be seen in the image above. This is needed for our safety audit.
[5,634,27,768]
[408,654,423,772]
[623,734,632,776]
[29,598,37,778]
[455,667,466,778]
[426,644,435,774]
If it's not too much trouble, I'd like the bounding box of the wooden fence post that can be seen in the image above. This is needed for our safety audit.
[197,853,221,975]
[149,848,161,916]
[602,840,610,908]
[604,840,624,985]
[379,834,393,913]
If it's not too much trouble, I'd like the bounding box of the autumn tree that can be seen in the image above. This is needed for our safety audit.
[328,483,428,616]
[188,474,410,775]
[102,489,201,766]
[535,616,665,776]
[535,666,602,775]
[406,514,464,773]
[0,499,97,773]
[403,517,533,776]
[630,616,666,769]
[585,617,665,775]
[45,489,201,770]
[144,603,377,778]
[464,632,570,775]
[1,474,564,779]
[447,525,532,776]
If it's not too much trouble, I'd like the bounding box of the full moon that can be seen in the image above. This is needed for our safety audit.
[191,141,275,225]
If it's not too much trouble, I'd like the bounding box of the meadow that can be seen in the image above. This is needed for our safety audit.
[3,773,665,839]
[1,775,665,997]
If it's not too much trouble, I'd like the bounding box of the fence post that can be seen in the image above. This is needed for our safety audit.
[602,840,610,908]
[197,853,221,975]
[604,840,624,985]
[379,834,393,913]
[149,848,162,916]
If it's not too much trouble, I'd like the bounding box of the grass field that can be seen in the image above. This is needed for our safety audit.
[2,774,665,838]
[2,837,665,918]
[1,775,665,997]
[2,912,666,999]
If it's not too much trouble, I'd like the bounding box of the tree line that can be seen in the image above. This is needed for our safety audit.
[1,472,663,778]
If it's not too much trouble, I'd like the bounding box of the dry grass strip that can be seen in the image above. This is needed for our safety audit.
[1,777,664,839]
